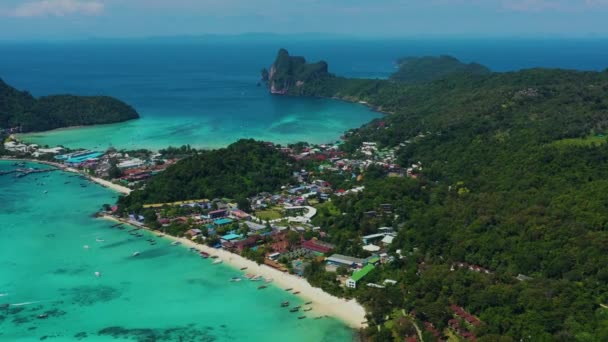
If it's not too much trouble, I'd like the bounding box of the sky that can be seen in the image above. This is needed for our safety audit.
[1,0,608,40]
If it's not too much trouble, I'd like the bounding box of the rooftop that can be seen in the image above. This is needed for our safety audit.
[351,264,375,282]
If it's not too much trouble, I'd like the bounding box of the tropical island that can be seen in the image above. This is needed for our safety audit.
[0,78,139,133]
[2,49,608,341]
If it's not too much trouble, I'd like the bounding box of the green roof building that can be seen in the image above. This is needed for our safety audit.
[346,264,375,289]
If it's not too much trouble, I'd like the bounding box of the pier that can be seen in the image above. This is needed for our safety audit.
[0,167,58,178]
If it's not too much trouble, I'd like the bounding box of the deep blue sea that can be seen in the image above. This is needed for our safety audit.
[1,38,607,149]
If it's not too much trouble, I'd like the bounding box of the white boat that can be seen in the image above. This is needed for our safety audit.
[96,238,105,242]
[83,245,90,249]
[94,271,101,277]
[212,259,223,265]
[132,252,140,257]
[171,241,181,246]
[43,190,48,194]
[230,277,241,282]
[264,278,273,283]
[251,275,263,281]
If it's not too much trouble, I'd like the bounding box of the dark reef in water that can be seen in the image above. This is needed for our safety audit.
[61,285,121,306]
[98,324,217,342]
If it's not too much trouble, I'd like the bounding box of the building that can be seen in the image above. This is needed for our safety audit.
[231,209,251,220]
[301,239,334,254]
[209,209,228,219]
[214,218,233,226]
[117,158,145,170]
[346,264,375,288]
[326,254,365,268]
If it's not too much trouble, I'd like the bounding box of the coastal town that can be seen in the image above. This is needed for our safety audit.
[1,130,489,342]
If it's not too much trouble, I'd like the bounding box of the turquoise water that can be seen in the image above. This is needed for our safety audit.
[0,161,354,341]
[19,99,378,151]
[8,39,608,150]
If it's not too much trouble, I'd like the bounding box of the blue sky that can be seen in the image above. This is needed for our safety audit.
[1,0,608,40]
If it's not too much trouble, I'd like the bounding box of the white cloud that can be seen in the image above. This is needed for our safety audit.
[10,0,104,18]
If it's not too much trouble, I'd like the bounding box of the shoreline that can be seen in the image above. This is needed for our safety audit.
[0,157,131,195]
[99,214,368,329]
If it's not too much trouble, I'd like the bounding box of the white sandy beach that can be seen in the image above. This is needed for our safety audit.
[100,215,367,329]
[0,157,132,195]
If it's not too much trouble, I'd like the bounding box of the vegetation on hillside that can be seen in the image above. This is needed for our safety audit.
[390,55,491,84]
[265,50,608,340]
[262,49,333,94]
[0,78,139,132]
[118,139,296,212]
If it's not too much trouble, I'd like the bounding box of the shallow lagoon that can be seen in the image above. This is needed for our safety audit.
[0,161,354,341]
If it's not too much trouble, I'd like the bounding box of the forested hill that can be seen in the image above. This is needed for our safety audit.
[118,139,295,212]
[0,78,139,132]
[390,55,491,84]
[266,51,608,340]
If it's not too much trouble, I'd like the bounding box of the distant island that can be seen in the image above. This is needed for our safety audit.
[390,55,491,84]
[0,78,139,133]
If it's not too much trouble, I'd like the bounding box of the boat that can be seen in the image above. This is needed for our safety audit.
[212,259,222,264]
[37,313,49,319]
[132,252,140,257]
[94,271,101,277]
[281,301,289,307]
[243,273,255,279]
[251,276,263,281]
[96,238,105,242]
[285,288,292,291]
[240,267,247,270]
[289,307,299,313]
[264,278,273,283]
[298,316,306,320]
[83,245,90,249]
[0,303,10,309]
[200,251,210,258]
[189,247,197,252]
[305,301,312,305]
[314,316,323,320]
[156,234,164,237]
[257,285,267,290]
[210,255,219,259]
[293,291,300,295]
[230,277,242,282]
[303,308,312,312]
[43,190,48,194]
[171,241,181,246]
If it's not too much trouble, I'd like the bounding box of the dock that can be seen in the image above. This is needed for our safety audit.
[0,167,58,178]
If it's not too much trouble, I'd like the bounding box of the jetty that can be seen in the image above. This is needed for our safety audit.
[0,167,57,178]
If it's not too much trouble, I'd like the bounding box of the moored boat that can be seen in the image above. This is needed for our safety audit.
[240,267,247,270]
[171,241,181,246]
[257,285,267,290]
[200,251,210,258]
[298,316,306,319]
[212,259,223,264]
[303,307,312,312]
[293,291,300,294]
[230,277,242,282]
[132,252,140,257]
[280,301,289,307]
[285,288,292,291]
[289,307,299,313]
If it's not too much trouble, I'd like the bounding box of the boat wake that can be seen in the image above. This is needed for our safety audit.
[0,293,8,297]
[11,300,44,306]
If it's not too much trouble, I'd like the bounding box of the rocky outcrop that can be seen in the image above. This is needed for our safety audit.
[262,49,332,95]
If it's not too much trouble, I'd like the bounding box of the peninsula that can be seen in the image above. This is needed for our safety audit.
[4,51,608,341]
[0,78,139,133]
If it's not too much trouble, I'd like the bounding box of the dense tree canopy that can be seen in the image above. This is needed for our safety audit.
[283,53,608,340]
[119,139,295,211]
[0,78,139,132]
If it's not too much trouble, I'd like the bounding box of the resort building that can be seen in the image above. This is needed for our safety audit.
[346,264,375,289]
[326,254,365,268]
